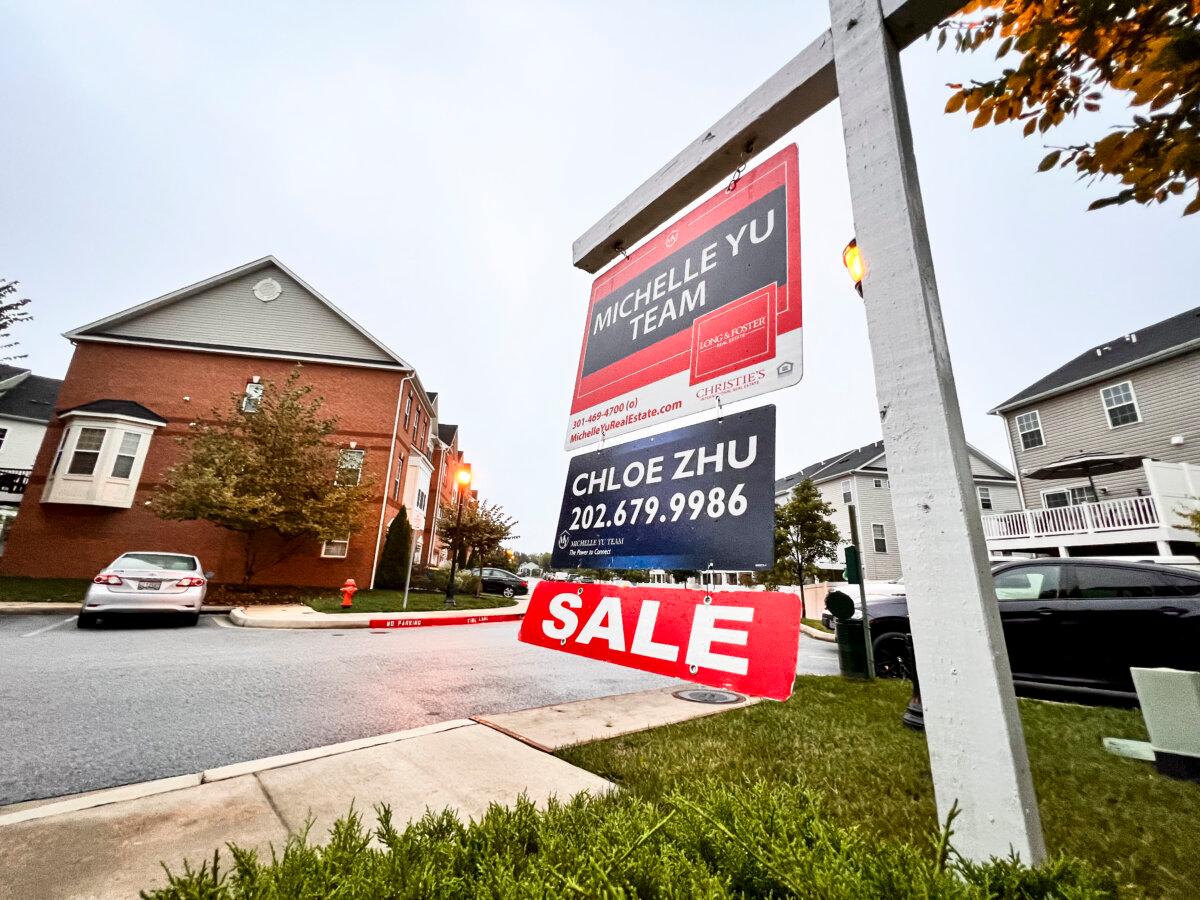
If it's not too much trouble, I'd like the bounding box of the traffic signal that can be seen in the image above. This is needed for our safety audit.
[843,545,862,584]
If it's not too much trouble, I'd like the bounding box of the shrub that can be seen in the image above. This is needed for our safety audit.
[373,508,412,590]
[408,566,479,595]
[144,778,1114,899]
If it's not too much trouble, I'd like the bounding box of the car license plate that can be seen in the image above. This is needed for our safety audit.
[137,580,161,591]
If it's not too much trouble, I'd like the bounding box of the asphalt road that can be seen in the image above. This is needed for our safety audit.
[0,613,837,804]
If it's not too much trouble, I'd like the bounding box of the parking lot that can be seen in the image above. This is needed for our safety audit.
[0,613,837,805]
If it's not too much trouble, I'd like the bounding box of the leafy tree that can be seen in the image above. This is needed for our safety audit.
[757,480,842,606]
[938,1,1200,214]
[0,277,33,360]
[437,499,518,572]
[152,369,373,584]
[1184,505,1200,537]
[374,507,413,589]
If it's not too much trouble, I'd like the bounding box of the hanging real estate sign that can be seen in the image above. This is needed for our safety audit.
[565,144,801,450]
[519,581,801,701]
[551,405,775,571]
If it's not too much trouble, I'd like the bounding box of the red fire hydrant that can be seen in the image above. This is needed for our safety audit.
[340,578,357,609]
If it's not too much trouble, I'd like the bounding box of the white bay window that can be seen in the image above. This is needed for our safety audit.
[42,403,165,508]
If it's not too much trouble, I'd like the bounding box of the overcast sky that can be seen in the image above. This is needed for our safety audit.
[4,1,1197,552]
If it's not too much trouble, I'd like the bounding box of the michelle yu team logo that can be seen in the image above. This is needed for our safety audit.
[558,530,571,550]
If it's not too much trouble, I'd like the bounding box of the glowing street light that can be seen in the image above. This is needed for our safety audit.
[843,238,865,297]
[445,463,473,608]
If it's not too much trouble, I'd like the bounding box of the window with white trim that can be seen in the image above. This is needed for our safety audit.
[321,536,350,558]
[336,449,365,486]
[0,427,7,451]
[111,433,142,479]
[977,485,993,510]
[393,453,405,502]
[872,523,887,553]
[403,392,413,429]
[873,478,887,489]
[841,479,852,504]
[1016,410,1044,450]
[1043,486,1098,508]
[1100,380,1140,427]
[416,488,427,511]
[241,382,264,413]
[67,427,106,475]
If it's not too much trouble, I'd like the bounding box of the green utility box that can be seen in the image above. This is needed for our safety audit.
[826,589,868,679]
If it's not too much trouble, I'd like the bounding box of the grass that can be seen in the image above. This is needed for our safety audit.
[559,676,1200,898]
[303,590,518,614]
[802,616,832,633]
[0,575,91,602]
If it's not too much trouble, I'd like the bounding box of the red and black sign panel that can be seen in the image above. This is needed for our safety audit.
[566,144,802,449]
[519,581,801,701]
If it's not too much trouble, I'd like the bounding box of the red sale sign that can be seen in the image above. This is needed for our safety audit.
[566,144,801,449]
[518,582,801,701]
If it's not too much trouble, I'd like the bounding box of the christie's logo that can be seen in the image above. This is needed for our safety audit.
[695,370,766,400]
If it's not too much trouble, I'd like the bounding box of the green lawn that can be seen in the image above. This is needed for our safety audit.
[559,676,1199,898]
[0,575,91,602]
[304,590,518,614]
[802,616,832,633]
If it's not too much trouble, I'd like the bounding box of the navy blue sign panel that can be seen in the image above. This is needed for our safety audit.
[551,405,775,571]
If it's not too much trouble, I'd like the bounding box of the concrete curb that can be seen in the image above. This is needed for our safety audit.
[229,603,526,630]
[801,623,836,643]
[0,603,235,616]
[0,720,476,827]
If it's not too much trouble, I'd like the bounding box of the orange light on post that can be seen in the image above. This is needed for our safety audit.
[456,465,472,488]
[842,238,865,297]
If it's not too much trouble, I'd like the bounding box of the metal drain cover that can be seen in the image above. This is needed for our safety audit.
[673,688,745,705]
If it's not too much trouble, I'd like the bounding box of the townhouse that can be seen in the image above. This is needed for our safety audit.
[0,256,469,587]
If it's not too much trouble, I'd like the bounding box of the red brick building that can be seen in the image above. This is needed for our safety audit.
[1,257,460,588]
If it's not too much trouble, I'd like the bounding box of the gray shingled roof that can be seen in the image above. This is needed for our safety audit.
[0,374,62,423]
[774,440,885,493]
[59,399,167,425]
[437,422,458,444]
[993,304,1200,413]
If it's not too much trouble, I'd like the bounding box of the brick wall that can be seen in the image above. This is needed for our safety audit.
[0,342,413,587]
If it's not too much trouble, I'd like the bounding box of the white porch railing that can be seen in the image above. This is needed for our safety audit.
[982,495,1160,540]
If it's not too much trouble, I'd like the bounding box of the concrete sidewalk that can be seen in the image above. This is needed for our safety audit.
[230,596,529,629]
[0,685,751,899]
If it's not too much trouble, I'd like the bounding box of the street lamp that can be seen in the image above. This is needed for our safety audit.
[444,464,472,609]
[842,238,865,297]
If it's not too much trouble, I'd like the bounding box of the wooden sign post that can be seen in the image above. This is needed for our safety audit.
[571,0,1045,865]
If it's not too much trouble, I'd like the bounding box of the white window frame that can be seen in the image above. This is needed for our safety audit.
[1015,410,1044,450]
[1099,380,1141,429]
[241,382,264,413]
[67,427,107,475]
[416,488,427,511]
[1040,485,1098,508]
[841,479,852,504]
[393,453,405,502]
[336,449,366,486]
[0,427,7,452]
[42,414,160,509]
[977,485,993,511]
[871,523,887,553]
[873,477,887,489]
[110,432,143,480]
[321,535,350,558]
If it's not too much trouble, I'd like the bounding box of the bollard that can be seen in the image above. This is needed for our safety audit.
[340,578,357,609]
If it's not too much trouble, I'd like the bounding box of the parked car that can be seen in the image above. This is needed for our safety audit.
[831,558,1200,701]
[478,567,529,598]
[79,552,210,627]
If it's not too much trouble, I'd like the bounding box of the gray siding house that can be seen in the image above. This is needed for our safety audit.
[987,304,1200,556]
[775,440,1019,581]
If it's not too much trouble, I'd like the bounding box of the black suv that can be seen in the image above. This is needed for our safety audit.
[846,558,1200,701]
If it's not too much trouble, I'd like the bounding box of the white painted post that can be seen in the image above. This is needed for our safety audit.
[828,0,1045,863]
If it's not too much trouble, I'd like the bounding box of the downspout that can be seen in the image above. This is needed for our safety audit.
[370,369,415,589]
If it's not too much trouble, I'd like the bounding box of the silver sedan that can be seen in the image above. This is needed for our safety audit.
[79,552,210,627]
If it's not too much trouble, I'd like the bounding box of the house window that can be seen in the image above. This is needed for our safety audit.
[841,479,852,504]
[321,536,350,558]
[872,523,887,553]
[1100,380,1141,428]
[403,393,413,429]
[1016,410,1044,450]
[336,449,365,486]
[978,486,993,510]
[0,427,7,451]
[416,488,427,511]
[1043,486,1098,508]
[111,433,142,479]
[67,427,106,475]
[241,382,264,413]
[393,453,405,502]
[873,478,887,489]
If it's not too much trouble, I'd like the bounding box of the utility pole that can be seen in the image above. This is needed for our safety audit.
[846,503,876,679]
